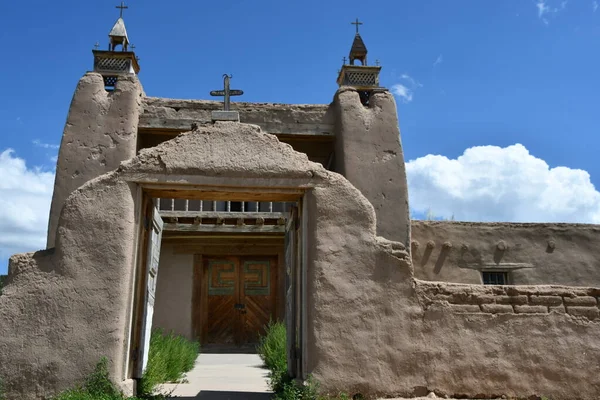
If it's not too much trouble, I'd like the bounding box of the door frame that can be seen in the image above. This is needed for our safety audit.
[128,194,163,378]
[128,186,308,381]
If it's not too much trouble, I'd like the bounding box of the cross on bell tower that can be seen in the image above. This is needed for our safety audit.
[116,1,128,18]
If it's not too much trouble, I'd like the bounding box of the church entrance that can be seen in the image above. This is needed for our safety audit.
[198,255,278,346]
[131,189,305,383]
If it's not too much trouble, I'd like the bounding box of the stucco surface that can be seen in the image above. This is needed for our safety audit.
[411,220,600,286]
[152,244,194,340]
[47,72,143,248]
[139,97,334,136]
[333,87,410,246]
[0,176,138,399]
[1,122,598,399]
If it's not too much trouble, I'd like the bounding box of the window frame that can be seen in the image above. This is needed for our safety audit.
[481,270,510,285]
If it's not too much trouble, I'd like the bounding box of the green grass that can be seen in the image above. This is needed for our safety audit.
[137,328,200,396]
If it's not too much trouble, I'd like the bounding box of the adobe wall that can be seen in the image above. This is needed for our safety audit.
[411,221,600,286]
[1,122,598,399]
[152,244,194,340]
[47,73,144,248]
[307,192,600,399]
[0,175,139,399]
[139,97,335,136]
[333,88,411,246]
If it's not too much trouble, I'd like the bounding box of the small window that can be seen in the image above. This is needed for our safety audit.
[482,271,509,285]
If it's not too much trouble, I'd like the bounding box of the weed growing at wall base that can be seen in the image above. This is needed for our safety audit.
[51,329,199,399]
[257,322,367,400]
[51,358,146,400]
[257,321,340,400]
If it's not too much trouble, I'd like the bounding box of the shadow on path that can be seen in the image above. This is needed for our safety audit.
[169,391,272,399]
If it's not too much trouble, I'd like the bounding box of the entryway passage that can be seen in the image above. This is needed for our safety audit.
[163,352,271,399]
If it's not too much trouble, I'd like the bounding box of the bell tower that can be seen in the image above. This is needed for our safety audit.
[92,2,140,89]
[47,2,144,248]
[336,18,382,105]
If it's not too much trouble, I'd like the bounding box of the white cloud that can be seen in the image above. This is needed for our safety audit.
[433,54,443,67]
[406,143,600,223]
[536,0,568,24]
[594,1,598,12]
[32,139,60,150]
[391,74,422,104]
[391,84,413,103]
[0,150,54,263]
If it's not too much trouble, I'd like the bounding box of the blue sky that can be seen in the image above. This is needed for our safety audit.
[1,0,600,274]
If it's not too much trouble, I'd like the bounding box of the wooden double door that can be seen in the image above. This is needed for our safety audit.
[196,256,277,346]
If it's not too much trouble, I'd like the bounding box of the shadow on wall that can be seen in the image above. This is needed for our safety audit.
[0,275,6,295]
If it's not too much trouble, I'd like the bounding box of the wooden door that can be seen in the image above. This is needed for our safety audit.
[240,257,277,344]
[204,257,239,345]
[135,205,163,377]
[201,256,277,346]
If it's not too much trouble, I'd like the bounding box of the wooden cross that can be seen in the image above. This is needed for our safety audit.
[210,74,244,111]
[351,18,363,34]
[116,2,128,18]
[342,57,347,64]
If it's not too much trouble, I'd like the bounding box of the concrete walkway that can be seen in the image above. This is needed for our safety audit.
[163,353,271,399]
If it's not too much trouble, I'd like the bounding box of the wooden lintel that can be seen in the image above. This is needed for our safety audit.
[462,262,535,270]
[138,127,334,139]
[142,186,304,202]
[158,211,287,220]
[164,223,285,233]
[173,244,283,255]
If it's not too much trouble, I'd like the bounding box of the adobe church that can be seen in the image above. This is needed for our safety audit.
[0,7,599,400]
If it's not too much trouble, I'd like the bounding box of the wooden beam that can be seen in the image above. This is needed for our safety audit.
[158,211,288,220]
[174,244,283,255]
[164,223,285,233]
[142,185,304,202]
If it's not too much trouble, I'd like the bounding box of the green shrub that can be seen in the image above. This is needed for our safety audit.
[257,321,321,399]
[138,328,200,396]
[257,320,287,373]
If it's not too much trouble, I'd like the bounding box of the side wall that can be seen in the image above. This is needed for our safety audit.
[152,244,194,340]
[411,221,600,286]
[47,73,143,248]
[306,181,600,399]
